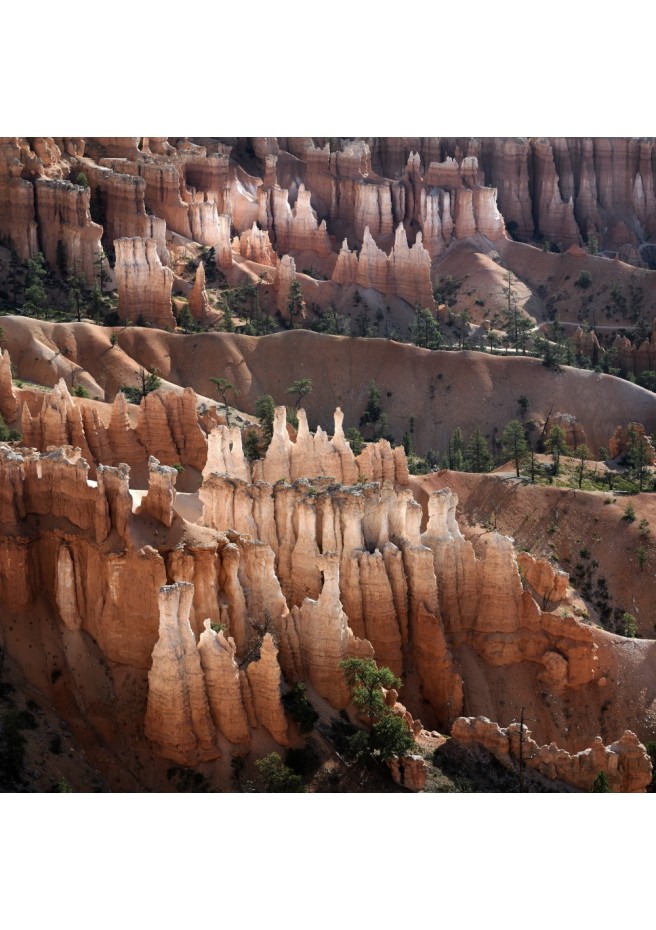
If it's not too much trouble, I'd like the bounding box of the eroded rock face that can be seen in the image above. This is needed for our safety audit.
[18,382,207,481]
[282,553,373,708]
[332,225,436,311]
[452,717,653,792]
[245,634,289,745]
[114,237,175,329]
[144,583,218,764]
[387,754,427,791]
[198,622,251,747]
[35,178,103,285]
[608,421,656,464]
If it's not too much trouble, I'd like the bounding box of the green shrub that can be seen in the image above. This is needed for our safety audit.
[623,502,636,522]
[576,270,592,289]
[345,427,365,456]
[591,771,611,792]
[622,612,638,638]
[282,683,319,734]
[254,752,305,793]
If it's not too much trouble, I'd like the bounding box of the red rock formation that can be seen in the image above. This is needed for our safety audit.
[0,349,19,422]
[188,262,209,320]
[387,754,427,791]
[138,457,178,526]
[532,140,581,247]
[517,551,568,608]
[273,254,299,317]
[282,553,374,708]
[263,184,332,257]
[333,225,436,310]
[35,178,103,284]
[608,422,656,463]
[18,382,207,481]
[114,237,176,329]
[198,621,251,747]
[452,716,652,792]
[145,582,218,764]
[245,633,289,745]
[235,222,277,266]
[0,139,39,260]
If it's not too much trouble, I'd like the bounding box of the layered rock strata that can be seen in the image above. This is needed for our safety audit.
[114,238,175,329]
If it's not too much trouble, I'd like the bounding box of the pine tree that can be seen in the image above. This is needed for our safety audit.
[502,419,529,477]
[501,270,533,354]
[410,306,442,350]
[23,253,49,319]
[626,424,652,491]
[286,378,312,410]
[209,377,238,427]
[450,427,464,470]
[546,425,569,476]
[465,427,493,473]
[287,279,304,327]
[360,380,389,441]
[573,444,591,489]
[255,395,275,451]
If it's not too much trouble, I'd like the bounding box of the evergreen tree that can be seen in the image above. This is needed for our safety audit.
[626,424,652,491]
[23,253,49,319]
[465,426,493,473]
[501,270,533,354]
[345,427,364,456]
[67,271,87,322]
[286,378,312,410]
[255,753,305,793]
[450,427,464,470]
[591,771,611,792]
[546,425,569,476]
[340,658,416,761]
[360,380,389,441]
[573,443,591,489]
[209,377,238,427]
[502,419,529,477]
[287,279,304,327]
[410,306,442,350]
[120,367,162,404]
[8,249,22,304]
[56,240,67,279]
[255,394,275,451]
[94,250,111,291]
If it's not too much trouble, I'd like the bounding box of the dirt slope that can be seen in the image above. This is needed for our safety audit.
[3,318,656,456]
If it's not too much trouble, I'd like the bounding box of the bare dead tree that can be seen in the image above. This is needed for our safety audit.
[238,608,278,668]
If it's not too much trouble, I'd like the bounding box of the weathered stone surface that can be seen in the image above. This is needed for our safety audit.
[188,262,209,321]
[245,633,289,745]
[0,350,19,423]
[138,456,177,527]
[114,237,175,329]
[387,754,427,791]
[145,582,218,764]
[35,178,103,285]
[283,553,373,708]
[452,716,652,792]
[198,621,251,746]
[333,225,435,310]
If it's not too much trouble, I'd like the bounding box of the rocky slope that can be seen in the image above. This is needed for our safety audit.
[1,135,655,792]
[0,378,652,790]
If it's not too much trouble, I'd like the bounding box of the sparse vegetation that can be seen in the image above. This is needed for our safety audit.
[209,377,238,427]
[120,367,162,404]
[254,752,305,792]
[282,683,319,734]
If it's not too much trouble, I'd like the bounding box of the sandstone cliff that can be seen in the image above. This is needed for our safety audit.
[114,237,175,329]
